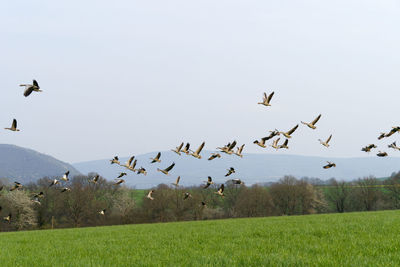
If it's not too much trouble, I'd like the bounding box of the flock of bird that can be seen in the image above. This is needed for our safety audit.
[3,83,400,220]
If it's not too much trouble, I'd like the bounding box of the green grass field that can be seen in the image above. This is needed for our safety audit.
[1,210,400,266]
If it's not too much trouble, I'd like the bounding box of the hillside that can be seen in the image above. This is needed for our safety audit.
[73,151,400,188]
[0,210,399,266]
[0,144,80,184]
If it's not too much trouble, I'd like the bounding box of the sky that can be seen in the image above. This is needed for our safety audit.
[1,0,400,163]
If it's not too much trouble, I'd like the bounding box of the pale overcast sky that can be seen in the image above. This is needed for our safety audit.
[1,0,400,163]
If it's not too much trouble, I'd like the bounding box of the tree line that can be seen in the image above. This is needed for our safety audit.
[0,171,400,231]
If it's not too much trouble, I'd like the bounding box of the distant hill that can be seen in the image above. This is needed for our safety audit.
[73,151,400,188]
[0,144,80,184]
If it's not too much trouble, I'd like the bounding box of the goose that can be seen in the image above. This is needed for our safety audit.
[117,172,127,179]
[266,129,280,140]
[208,153,221,161]
[10,181,22,191]
[21,79,42,97]
[218,141,236,154]
[301,114,321,129]
[183,192,192,200]
[225,167,235,177]
[191,142,205,159]
[121,156,135,169]
[171,176,181,187]
[157,162,175,175]
[147,190,154,200]
[4,213,11,223]
[215,184,225,197]
[31,197,41,205]
[279,139,289,149]
[181,143,191,155]
[5,119,20,131]
[99,209,106,215]
[33,191,44,198]
[114,179,125,185]
[271,138,281,150]
[137,167,147,175]
[253,137,268,148]
[385,127,400,137]
[377,151,388,157]
[172,142,184,155]
[318,135,332,148]
[388,142,400,151]
[361,144,377,152]
[61,171,70,182]
[258,91,274,107]
[280,125,299,138]
[231,179,244,185]
[323,161,336,169]
[110,156,120,165]
[91,174,100,184]
[378,133,386,140]
[203,176,214,189]
[61,187,71,193]
[49,179,59,187]
[234,144,245,157]
[150,152,161,163]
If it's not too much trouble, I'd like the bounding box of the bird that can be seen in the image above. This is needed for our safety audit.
[225,167,235,177]
[183,192,192,200]
[378,133,386,140]
[215,184,225,197]
[49,179,60,187]
[323,161,336,169]
[10,181,22,191]
[137,167,147,175]
[110,156,120,165]
[218,141,236,154]
[231,179,244,185]
[271,138,281,150]
[258,91,274,107]
[301,114,321,129]
[181,143,191,155]
[61,171,70,182]
[191,142,205,159]
[114,179,125,185]
[266,129,280,140]
[150,152,161,163]
[33,192,44,198]
[280,125,299,138]
[234,144,245,157]
[20,79,42,97]
[318,135,332,148]
[361,144,377,152]
[208,153,221,160]
[385,127,400,137]
[91,174,100,184]
[99,209,106,215]
[157,163,175,175]
[117,172,127,179]
[147,190,154,200]
[203,176,214,189]
[253,137,269,148]
[61,187,71,193]
[5,119,20,132]
[388,142,400,151]
[171,142,184,155]
[377,151,388,157]
[121,156,135,170]
[279,139,289,149]
[4,213,11,223]
[32,197,41,205]
[171,176,181,187]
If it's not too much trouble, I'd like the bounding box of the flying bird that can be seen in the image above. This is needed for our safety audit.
[181,143,191,155]
[61,171,70,182]
[218,141,236,154]
[61,187,71,193]
[225,167,235,177]
[385,127,400,137]
[258,91,274,107]
[110,156,120,165]
[10,181,22,191]
[5,119,20,132]
[203,176,214,189]
[279,139,289,149]
[231,179,244,185]
[20,79,42,97]
[49,179,60,187]
[301,114,321,129]
[215,184,225,197]
[157,162,175,175]
[33,192,44,198]
[361,144,377,153]
[117,172,127,179]
[121,156,135,170]
[280,125,299,139]
[318,135,332,148]
[378,133,386,140]
[171,142,184,155]
[271,138,281,150]
[137,167,147,175]
[323,161,336,169]
[191,142,205,159]
[171,176,181,187]
[99,209,106,215]
[147,190,154,200]
[208,153,221,161]
[377,151,388,157]
[183,192,192,200]
[234,144,245,157]
[114,179,125,185]
[4,213,11,223]
[253,137,269,148]
[388,142,400,151]
[91,175,100,184]
[150,152,161,163]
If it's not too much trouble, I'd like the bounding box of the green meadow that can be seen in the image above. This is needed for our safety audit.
[1,210,400,266]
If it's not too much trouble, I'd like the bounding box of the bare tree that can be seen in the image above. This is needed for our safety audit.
[2,190,37,230]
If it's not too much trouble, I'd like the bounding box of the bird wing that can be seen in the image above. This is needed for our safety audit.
[177,142,184,151]
[196,142,205,154]
[131,159,137,169]
[176,176,180,184]
[208,176,212,182]
[263,92,267,100]
[33,80,39,87]
[219,184,224,193]
[283,139,288,146]
[165,162,175,172]
[326,135,332,143]
[311,114,321,125]
[228,141,237,151]
[23,87,33,97]
[267,91,274,102]
[185,143,190,150]
[239,144,245,153]
[12,119,17,129]
[287,124,299,135]
[155,152,161,160]
[128,156,134,166]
